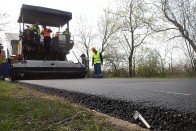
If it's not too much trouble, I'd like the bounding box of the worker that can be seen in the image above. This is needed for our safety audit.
[91,47,103,78]
[63,28,71,36]
[30,21,40,44]
[63,28,71,44]
[0,44,6,80]
[80,53,88,67]
[41,25,52,54]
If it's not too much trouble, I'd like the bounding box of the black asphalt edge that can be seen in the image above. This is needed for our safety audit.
[18,82,196,131]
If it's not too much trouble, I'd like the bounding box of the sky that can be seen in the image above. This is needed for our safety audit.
[0,0,110,33]
[0,0,111,62]
[0,0,190,65]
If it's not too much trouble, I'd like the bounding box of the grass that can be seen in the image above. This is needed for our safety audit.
[0,81,144,131]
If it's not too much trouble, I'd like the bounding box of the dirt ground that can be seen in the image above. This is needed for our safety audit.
[92,110,150,131]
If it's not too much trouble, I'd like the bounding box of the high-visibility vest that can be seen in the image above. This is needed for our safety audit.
[1,56,6,63]
[63,31,71,36]
[93,51,101,64]
[30,25,40,36]
[42,29,51,37]
[0,49,6,63]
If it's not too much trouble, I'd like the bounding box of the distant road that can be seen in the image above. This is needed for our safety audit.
[19,78,196,113]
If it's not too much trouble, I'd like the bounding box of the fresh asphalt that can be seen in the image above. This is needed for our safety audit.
[19,78,196,113]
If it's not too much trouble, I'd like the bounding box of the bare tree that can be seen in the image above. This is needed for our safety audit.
[151,0,196,52]
[181,39,196,76]
[147,0,196,76]
[0,12,9,31]
[0,11,9,42]
[97,9,119,54]
[74,16,96,75]
[110,0,152,77]
[104,45,127,77]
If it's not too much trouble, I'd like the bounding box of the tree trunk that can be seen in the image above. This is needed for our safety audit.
[129,48,134,77]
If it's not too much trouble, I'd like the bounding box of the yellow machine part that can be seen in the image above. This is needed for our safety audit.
[10,40,23,62]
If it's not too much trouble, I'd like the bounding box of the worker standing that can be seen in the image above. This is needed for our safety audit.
[0,44,6,80]
[91,47,103,78]
[63,28,71,36]
[30,21,40,44]
[41,25,52,58]
[63,28,71,44]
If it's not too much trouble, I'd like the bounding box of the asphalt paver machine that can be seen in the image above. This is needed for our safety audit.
[8,4,87,80]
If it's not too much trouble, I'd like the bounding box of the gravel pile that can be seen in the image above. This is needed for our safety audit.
[21,83,196,131]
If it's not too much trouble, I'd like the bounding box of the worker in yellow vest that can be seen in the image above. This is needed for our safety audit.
[30,21,40,44]
[91,47,103,78]
[63,28,71,36]
[63,28,71,44]
[0,44,6,80]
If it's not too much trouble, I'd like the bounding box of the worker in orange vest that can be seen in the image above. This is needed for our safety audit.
[41,25,52,53]
[0,44,6,80]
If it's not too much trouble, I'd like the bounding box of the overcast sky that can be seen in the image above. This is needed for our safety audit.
[0,0,112,61]
[0,0,188,64]
[0,0,111,33]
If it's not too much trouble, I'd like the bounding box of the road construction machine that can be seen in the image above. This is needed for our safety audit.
[7,4,87,80]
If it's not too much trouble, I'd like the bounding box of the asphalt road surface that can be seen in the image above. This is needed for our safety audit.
[18,78,196,130]
[19,78,196,113]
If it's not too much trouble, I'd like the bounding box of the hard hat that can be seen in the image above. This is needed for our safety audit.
[91,47,96,51]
